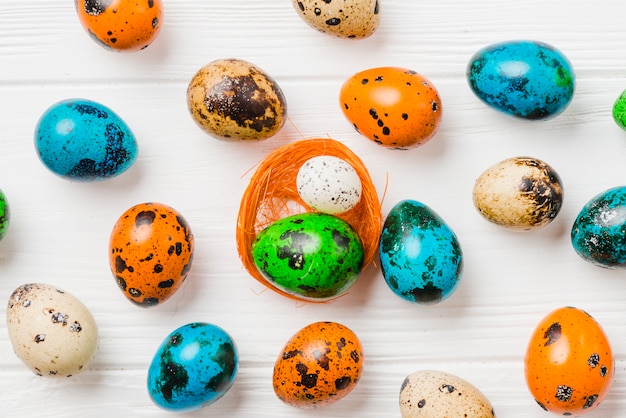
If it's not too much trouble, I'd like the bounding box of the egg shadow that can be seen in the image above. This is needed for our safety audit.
[0,228,19,268]
[337,257,386,308]
[182,381,245,417]
[48,158,145,207]
[164,256,212,314]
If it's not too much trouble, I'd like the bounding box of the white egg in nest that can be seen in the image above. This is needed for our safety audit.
[296,155,362,215]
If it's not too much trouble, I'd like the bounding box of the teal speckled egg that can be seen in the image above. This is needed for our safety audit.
[467,40,575,120]
[571,186,626,269]
[251,213,364,301]
[147,322,238,412]
[379,200,463,305]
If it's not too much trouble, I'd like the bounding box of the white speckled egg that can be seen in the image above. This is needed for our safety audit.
[292,0,380,39]
[296,155,362,214]
[472,156,563,231]
[6,283,99,377]
[400,370,496,417]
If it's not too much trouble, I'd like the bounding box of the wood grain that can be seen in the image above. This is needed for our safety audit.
[1,0,626,416]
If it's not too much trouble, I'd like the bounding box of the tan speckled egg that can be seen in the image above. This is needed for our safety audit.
[187,58,287,141]
[472,156,563,231]
[6,283,99,377]
[400,370,496,418]
[292,0,380,39]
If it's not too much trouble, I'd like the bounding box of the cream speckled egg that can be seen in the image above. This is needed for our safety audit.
[6,283,99,377]
[296,155,362,214]
[187,58,287,141]
[400,370,496,417]
[472,156,563,231]
[292,0,380,39]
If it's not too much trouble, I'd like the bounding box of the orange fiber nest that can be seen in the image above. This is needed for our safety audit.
[236,137,383,302]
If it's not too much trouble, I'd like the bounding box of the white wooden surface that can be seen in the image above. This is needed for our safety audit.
[1,0,626,416]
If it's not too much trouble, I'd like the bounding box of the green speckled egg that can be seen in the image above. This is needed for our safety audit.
[251,213,364,301]
[612,89,626,131]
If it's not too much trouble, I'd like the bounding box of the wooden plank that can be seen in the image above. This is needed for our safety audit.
[1,0,626,416]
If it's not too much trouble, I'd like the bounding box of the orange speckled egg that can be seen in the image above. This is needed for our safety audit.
[75,0,163,52]
[339,67,442,150]
[108,202,194,308]
[524,306,614,415]
[273,321,363,409]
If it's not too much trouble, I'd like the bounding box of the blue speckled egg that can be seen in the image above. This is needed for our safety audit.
[147,322,238,412]
[467,40,575,120]
[571,186,626,269]
[379,200,463,304]
[251,213,364,301]
[35,99,138,181]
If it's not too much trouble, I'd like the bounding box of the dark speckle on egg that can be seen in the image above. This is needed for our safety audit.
[555,385,574,402]
[205,75,278,133]
[159,359,189,402]
[543,322,562,346]
[82,0,109,16]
